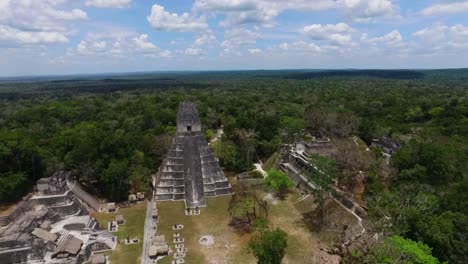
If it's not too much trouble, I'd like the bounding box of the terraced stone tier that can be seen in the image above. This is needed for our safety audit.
[154,101,231,209]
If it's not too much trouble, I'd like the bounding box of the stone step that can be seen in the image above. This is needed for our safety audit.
[56,229,70,246]
[0,216,10,227]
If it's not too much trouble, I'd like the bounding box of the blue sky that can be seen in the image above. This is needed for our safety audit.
[1,0,468,76]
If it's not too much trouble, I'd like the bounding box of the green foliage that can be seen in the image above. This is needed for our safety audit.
[101,159,130,201]
[205,129,215,141]
[0,172,27,202]
[304,154,338,221]
[213,139,243,171]
[415,211,468,263]
[0,71,467,264]
[392,140,466,185]
[306,154,338,197]
[128,150,151,193]
[228,184,270,230]
[247,228,288,264]
[265,169,293,199]
[366,235,443,264]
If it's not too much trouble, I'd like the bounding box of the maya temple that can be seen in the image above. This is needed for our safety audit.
[154,101,231,209]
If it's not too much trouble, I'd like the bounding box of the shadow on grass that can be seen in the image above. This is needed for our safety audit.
[296,208,326,233]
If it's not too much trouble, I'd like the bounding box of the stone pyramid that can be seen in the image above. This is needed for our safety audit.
[154,101,231,208]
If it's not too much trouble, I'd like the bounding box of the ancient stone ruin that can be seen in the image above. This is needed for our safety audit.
[0,171,116,264]
[154,101,231,209]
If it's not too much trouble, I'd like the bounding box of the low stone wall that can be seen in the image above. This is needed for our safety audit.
[30,192,72,207]
[49,199,86,217]
[237,178,264,188]
[0,246,31,264]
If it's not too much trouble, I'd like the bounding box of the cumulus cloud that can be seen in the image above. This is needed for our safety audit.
[195,0,325,26]
[86,0,132,8]
[73,32,171,58]
[279,43,289,50]
[339,0,397,22]
[147,4,208,32]
[421,1,468,16]
[194,33,217,46]
[291,41,323,53]
[248,48,262,54]
[303,23,354,46]
[0,25,69,44]
[194,0,398,26]
[0,0,86,45]
[362,30,404,47]
[413,24,468,52]
[184,47,204,56]
[221,28,260,54]
[133,34,160,52]
[0,0,87,32]
[277,41,343,54]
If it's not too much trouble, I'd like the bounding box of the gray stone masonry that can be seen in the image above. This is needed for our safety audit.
[155,101,231,208]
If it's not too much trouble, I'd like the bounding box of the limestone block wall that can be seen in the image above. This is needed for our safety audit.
[0,246,30,264]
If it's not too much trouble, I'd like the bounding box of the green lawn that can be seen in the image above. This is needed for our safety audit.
[91,202,146,264]
[157,195,254,264]
[157,191,324,264]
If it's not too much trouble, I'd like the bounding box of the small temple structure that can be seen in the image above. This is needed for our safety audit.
[154,101,231,209]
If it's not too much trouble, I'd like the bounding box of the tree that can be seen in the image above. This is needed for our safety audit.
[128,150,151,193]
[414,211,467,263]
[0,172,26,202]
[247,228,288,264]
[101,159,129,201]
[304,154,337,221]
[213,139,243,171]
[365,235,443,264]
[334,139,373,190]
[265,169,293,199]
[228,183,269,231]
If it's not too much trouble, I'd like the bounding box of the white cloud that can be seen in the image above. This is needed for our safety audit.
[275,40,345,55]
[291,41,323,53]
[194,0,398,26]
[421,1,468,16]
[73,32,171,58]
[86,0,132,8]
[362,30,404,47]
[413,24,468,53]
[303,23,354,46]
[279,43,289,50]
[93,41,107,49]
[184,47,204,56]
[147,4,208,32]
[221,28,259,52]
[133,34,159,51]
[195,0,328,26]
[0,25,68,44]
[248,48,262,54]
[0,0,87,32]
[339,0,397,22]
[194,33,216,46]
[0,0,86,45]
[413,24,449,42]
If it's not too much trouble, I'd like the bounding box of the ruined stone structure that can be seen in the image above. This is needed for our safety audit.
[371,137,401,155]
[0,172,116,264]
[154,101,231,209]
[279,142,367,218]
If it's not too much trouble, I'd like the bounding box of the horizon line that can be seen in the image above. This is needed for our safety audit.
[1,67,468,81]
